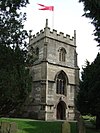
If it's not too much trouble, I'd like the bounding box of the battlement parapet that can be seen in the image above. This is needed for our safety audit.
[29,27,75,46]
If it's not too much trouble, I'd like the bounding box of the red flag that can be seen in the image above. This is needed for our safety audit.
[37,3,54,11]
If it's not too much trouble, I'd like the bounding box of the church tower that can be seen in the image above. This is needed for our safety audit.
[26,19,79,120]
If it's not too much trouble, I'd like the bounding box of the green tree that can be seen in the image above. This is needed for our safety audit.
[0,0,32,117]
[0,45,32,116]
[79,0,100,45]
[0,0,29,47]
[77,53,100,129]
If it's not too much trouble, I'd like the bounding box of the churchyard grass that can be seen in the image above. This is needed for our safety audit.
[1,117,99,133]
[0,118,62,133]
[70,121,78,133]
[0,118,78,133]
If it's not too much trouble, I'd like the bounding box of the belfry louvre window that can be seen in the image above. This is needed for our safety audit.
[56,72,66,95]
[59,48,66,62]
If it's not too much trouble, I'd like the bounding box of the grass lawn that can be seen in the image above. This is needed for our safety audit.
[70,121,78,133]
[0,118,62,133]
[2,117,99,133]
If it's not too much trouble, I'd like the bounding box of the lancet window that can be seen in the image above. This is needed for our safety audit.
[59,48,66,62]
[36,47,39,59]
[56,71,66,95]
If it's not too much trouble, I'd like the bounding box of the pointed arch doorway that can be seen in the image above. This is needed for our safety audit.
[56,101,66,120]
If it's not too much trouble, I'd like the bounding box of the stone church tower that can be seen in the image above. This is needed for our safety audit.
[26,19,79,121]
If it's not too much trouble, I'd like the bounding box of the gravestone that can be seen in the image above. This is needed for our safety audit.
[0,121,17,133]
[75,110,86,133]
[62,121,70,133]
[0,122,10,133]
[9,122,17,133]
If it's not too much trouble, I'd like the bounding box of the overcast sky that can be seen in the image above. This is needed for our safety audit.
[23,0,99,72]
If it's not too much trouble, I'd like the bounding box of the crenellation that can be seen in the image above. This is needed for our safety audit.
[70,37,74,42]
[40,29,44,33]
[53,29,57,32]
[66,34,70,38]
[53,29,57,35]
[50,31,53,34]
[63,36,66,38]
[46,27,50,30]
[57,34,60,36]
[33,34,36,38]
[59,32,64,36]
[70,37,74,41]
[36,32,40,36]
[29,26,75,46]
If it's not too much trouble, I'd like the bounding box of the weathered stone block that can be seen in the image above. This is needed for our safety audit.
[75,110,86,133]
[0,122,10,133]
[9,122,17,133]
[0,122,17,133]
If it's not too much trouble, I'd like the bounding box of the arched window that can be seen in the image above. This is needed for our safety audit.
[56,71,66,95]
[59,48,66,62]
[36,47,39,59]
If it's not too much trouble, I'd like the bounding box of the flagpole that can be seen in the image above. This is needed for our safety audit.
[49,0,54,30]
[52,8,54,29]
[51,0,54,30]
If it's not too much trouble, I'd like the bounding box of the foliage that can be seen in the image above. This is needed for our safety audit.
[77,53,100,129]
[0,0,29,47]
[70,122,78,133]
[0,0,32,117]
[26,46,39,66]
[79,0,100,45]
[0,45,32,116]
[83,115,96,125]
[83,115,100,133]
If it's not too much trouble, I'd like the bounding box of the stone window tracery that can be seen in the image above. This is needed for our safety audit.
[56,72,66,95]
[59,48,66,62]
